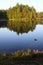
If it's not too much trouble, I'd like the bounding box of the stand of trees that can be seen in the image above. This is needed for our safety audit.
[6,3,37,21]
[0,3,43,22]
[36,12,43,23]
[0,10,8,20]
[0,3,37,22]
[0,3,43,23]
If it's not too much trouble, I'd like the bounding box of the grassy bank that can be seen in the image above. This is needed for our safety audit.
[0,53,43,65]
[0,49,43,65]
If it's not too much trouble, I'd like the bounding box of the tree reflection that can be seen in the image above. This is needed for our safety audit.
[0,20,36,34]
[7,21,36,35]
[0,11,8,27]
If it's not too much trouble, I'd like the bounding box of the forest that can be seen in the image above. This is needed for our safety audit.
[0,3,37,22]
[0,3,43,22]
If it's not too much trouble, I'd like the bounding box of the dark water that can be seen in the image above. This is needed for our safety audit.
[0,22,43,53]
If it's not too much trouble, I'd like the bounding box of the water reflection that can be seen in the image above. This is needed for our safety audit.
[0,21,43,53]
[7,21,36,35]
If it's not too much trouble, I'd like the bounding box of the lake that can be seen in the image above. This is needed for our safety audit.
[0,21,43,53]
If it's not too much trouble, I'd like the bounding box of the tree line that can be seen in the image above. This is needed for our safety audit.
[0,3,37,22]
[0,3,43,22]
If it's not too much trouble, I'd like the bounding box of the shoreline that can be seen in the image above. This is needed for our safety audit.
[0,18,35,21]
[0,49,43,64]
[0,49,43,56]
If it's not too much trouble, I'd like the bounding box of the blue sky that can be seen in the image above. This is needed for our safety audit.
[0,0,43,12]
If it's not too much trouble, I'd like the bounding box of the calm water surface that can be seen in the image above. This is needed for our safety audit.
[0,24,43,53]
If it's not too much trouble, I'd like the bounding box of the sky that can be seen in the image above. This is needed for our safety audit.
[0,0,43,12]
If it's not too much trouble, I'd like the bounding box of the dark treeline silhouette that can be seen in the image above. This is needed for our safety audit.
[0,10,8,20]
[0,10,8,27]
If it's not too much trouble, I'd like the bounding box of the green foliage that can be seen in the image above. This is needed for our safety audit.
[6,3,37,21]
[0,3,37,24]
[12,49,31,58]
[36,12,43,23]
